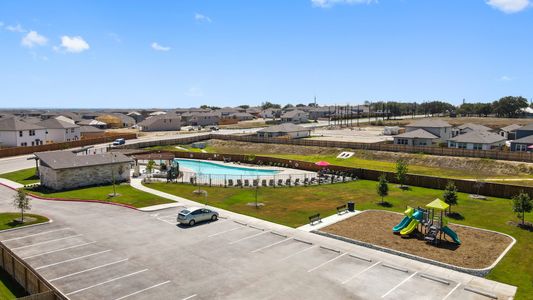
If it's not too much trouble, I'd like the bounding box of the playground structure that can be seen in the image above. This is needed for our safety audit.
[392,199,461,245]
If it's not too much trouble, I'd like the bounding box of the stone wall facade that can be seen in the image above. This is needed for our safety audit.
[39,162,131,191]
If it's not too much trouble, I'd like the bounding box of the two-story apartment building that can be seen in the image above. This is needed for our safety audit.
[0,117,46,147]
[37,118,81,144]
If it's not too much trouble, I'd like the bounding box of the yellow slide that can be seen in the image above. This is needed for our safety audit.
[400,219,419,236]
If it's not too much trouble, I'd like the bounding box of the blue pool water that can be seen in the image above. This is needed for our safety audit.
[175,159,280,176]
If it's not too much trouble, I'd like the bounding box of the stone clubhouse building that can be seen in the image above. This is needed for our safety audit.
[35,150,132,191]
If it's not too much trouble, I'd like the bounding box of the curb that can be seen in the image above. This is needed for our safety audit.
[0,182,138,211]
[0,219,53,233]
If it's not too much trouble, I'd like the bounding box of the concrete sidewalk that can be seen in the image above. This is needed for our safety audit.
[0,178,24,189]
[297,210,362,232]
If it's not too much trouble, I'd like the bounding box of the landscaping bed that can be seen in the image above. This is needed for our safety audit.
[321,210,513,269]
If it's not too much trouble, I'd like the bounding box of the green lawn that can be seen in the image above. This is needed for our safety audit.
[148,181,533,299]
[25,184,173,208]
[0,168,39,185]
[0,212,49,300]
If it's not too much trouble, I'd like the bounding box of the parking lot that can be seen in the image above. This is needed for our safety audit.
[0,192,515,300]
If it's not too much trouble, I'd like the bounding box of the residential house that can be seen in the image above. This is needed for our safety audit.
[256,123,311,139]
[499,124,521,140]
[80,126,106,139]
[510,135,533,151]
[245,107,262,117]
[456,123,492,135]
[37,118,81,143]
[393,129,438,146]
[260,108,281,119]
[35,150,132,191]
[514,123,533,139]
[0,117,46,147]
[78,119,107,129]
[137,114,181,131]
[181,112,220,126]
[447,130,506,150]
[229,112,255,121]
[308,107,332,120]
[280,110,308,124]
[405,119,453,141]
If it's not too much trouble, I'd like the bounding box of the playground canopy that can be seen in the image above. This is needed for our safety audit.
[315,161,330,167]
[425,198,449,211]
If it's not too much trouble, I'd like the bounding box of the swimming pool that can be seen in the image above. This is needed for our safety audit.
[175,159,280,177]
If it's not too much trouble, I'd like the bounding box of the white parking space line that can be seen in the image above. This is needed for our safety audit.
[207,227,241,238]
[251,237,292,253]
[1,228,71,242]
[229,230,270,245]
[49,259,129,282]
[182,294,197,300]
[307,253,347,273]
[66,269,148,296]
[279,245,317,262]
[35,249,111,270]
[12,234,83,250]
[381,271,418,298]
[22,241,96,259]
[442,283,462,300]
[341,261,381,285]
[157,218,177,225]
[113,280,171,300]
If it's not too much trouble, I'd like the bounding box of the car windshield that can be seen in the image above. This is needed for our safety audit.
[180,210,190,214]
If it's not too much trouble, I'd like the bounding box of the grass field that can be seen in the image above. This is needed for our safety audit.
[0,168,40,185]
[0,212,49,300]
[25,184,173,208]
[147,181,533,299]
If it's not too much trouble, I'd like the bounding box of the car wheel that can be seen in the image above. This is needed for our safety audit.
[211,214,218,221]
[189,219,196,226]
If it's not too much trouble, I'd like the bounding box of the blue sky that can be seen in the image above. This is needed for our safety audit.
[0,0,532,108]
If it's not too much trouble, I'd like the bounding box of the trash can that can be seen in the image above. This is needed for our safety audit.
[347,201,355,212]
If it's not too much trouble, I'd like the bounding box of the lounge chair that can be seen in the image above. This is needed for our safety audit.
[269,179,275,187]
[253,179,259,187]
[277,179,284,186]
[294,178,300,186]
[285,178,291,186]
[236,179,243,187]
[303,178,309,185]
[228,179,234,187]
[244,179,250,187]
[261,179,267,187]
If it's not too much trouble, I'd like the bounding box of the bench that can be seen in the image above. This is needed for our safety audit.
[309,213,322,225]
[336,204,348,215]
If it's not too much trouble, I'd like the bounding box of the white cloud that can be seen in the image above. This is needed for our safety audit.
[151,42,171,51]
[195,13,212,23]
[57,36,90,53]
[311,0,377,8]
[0,22,4,28]
[486,0,530,13]
[500,75,513,81]
[21,30,48,48]
[6,24,26,32]
[185,86,204,97]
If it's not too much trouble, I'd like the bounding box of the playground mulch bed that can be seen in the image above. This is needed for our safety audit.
[321,210,513,269]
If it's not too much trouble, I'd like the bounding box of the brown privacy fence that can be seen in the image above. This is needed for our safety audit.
[0,133,137,158]
[0,242,67,300]
[131,149,533,199]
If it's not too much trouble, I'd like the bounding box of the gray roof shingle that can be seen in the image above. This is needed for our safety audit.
[0,117,45,131]
[35,151,132,170]
[257,123,310,133]
[448,130,506,144]
[394,129,438,139]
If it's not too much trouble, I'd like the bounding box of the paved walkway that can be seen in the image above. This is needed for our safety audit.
[297,210,362,232]
[0,178,24,189]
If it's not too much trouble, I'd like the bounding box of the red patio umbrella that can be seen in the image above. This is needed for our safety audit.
[315,161,331,167]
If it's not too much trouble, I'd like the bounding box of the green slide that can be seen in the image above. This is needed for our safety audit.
[400,219,419,236]
[442,226,461,244]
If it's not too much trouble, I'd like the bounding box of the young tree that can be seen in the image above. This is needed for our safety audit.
[512,192,533,226]
[443,181,458,214]
[376,174,389,205]
[12,190,31,223]
[146,160,155,174]
[396,159,409,189]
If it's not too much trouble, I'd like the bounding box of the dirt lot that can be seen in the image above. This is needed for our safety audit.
[321,210,513,269]
[310,127,393,143]
[377,116,533,129]
[206,140,533,177]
